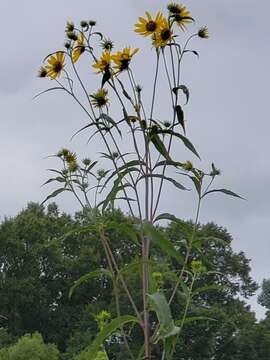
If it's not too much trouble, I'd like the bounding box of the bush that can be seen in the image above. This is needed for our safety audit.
[0,332,59,360]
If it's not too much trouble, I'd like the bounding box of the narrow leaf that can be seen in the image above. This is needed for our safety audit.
[138,174,188,191]
[148,292,180,341]
[150,134,172,161]
[143,223,184,265]
[69,269,112,298]
[41,188,68,205]
[202,188,244,200]
[157,130,200,159]
[79,316,139,359]
[175,105,185,134]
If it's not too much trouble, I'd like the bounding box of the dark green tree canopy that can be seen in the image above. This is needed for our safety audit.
[0,203,266,359]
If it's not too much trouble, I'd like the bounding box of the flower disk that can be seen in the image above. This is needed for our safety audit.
[152,19,173,48]
[111,47,139,73]
[45,52,65,79]
[72,33,85,63]
[92,51,111,73]
[134,11,165,37]
[90,88,109,108]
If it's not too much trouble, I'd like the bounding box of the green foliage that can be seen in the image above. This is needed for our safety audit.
[258,279,270,310]
[0,203,262,358]
[0,332,59,360]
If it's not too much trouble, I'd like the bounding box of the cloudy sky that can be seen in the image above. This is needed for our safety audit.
[1,0,269,318]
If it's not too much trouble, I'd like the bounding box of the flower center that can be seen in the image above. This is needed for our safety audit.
[174,14,183,22]
[54,61,63,73]
[146,21,156,32]
[161,29,171,41]
[120,58,130,70]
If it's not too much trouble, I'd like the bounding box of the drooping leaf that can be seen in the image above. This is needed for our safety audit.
[175,105,185,134]
[99,113,122,138]
[183,50,199,58]
[172,85,190,105]
[150,133,172,161]
[71,122,97,140]
[105,222,139,246]
[33,87,65,100]
[102,160,145,189]
[202,188,244,200]
[143,223,184,265]
[78,316,139,360]
[192,284,226,297]
[178,316,217,325]
[42,177,66,186]
[157,130,200,159]
[41,188,69,205]
[69,269,113,298]
[138,174,188,191]
[148,292,180,341]
[153,160,183,170]
[189,175,201,196]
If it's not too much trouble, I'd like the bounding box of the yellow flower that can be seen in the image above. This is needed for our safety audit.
[198,26,209,39]
[92,51,111,73]
[90,88,109,108]
[111,47,139,73]
[45,52,65,79]
[152,19,173,48]
[168,3,193,30]
[72,33,85,63]
[65,151,77,164]
[134,11,165,37]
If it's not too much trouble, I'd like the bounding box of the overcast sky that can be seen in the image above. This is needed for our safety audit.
[1,0,269,318]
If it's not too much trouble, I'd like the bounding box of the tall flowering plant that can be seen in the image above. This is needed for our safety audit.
[38,3,241,359]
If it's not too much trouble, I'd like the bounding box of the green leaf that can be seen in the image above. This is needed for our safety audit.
[41,188,69,205]
[143,223,184,265]
[71,122,97,140]
[175,105,185,134]
[148,292,180,341]
[202,188,244,200]
[153,160,183,170]
[154,213,183,225]
[138,174,188,191]
[172,85,190,104]
[192,284,226,297]
[78,316,139,359]
[150,133,172,161]
[157,130,200,159]
[33,87,64,100]
[105,222,139,246]
[99,113,122,138]
[183,50,199,58]
[102,160,145,189]
[42,177,66,186]
[189,175,201,195]
[177,316,217,325]
[69,269,113,298]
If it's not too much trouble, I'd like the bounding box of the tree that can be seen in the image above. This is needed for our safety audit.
[0,203,262,358]
[0,332,59,360]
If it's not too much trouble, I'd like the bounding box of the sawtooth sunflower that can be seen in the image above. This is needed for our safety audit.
[168,3,193,30]
[134,11,165,37]
[111,47,139,73]
[45,52,65,79]
[198,26,209,39]
[152,19,173,48]
[72,32,85,63]
[90,88,109,108]
[92,51,111,73]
